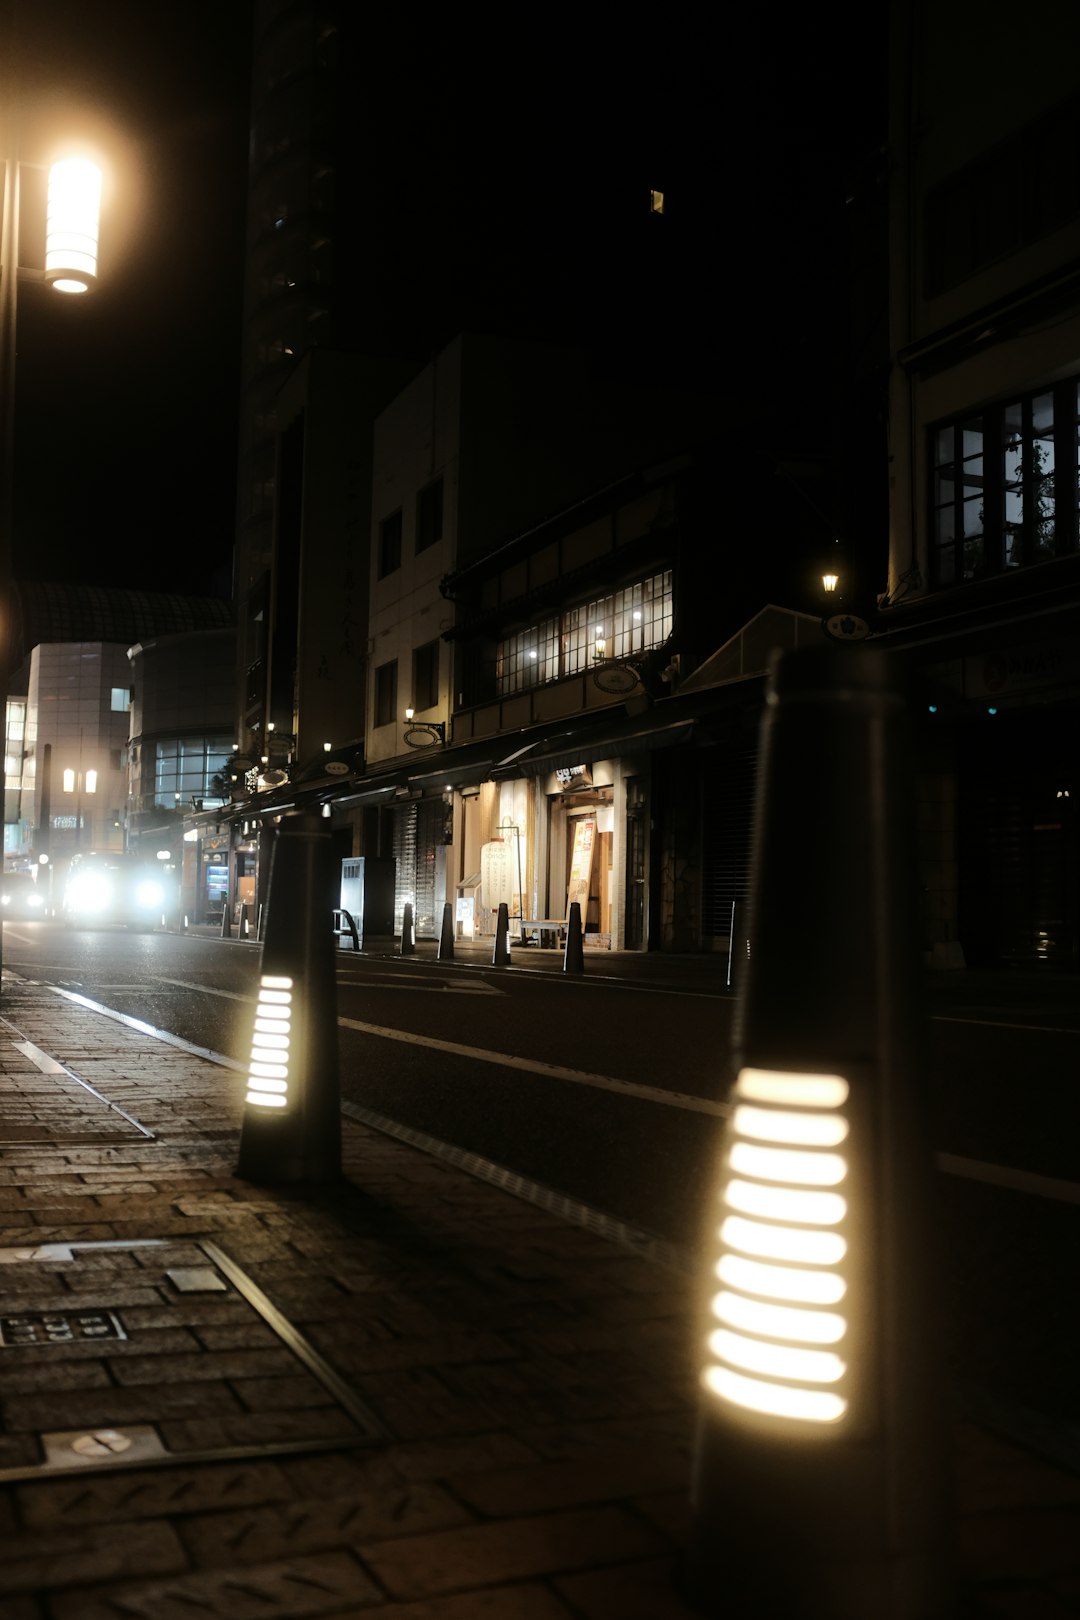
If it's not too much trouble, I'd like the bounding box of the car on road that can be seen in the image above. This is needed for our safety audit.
[0,871,47,919]
[62,853,172,930]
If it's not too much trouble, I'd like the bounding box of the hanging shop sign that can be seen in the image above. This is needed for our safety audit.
[480,839,515,909]
[566,816,596,918]
[555,763,592,789]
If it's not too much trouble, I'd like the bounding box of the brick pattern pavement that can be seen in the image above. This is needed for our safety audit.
[0,974,1074,1616]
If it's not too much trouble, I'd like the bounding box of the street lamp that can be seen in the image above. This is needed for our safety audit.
[1,135,105,993]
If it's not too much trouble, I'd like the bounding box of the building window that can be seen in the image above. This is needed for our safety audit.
[378,509,402,578]
[495,569,673,696]
[153,740,233,810]
[374,659,398,728]
[412,640,439,712]
[416,478,444,553]
[110,687,129,712]
[930,381,1077,587]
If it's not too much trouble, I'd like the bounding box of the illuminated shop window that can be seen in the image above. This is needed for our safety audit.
[931,381,1077,587]
[496,570,672,696]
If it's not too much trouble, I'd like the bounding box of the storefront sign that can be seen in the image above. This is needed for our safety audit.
[566,816,596,918]
[51,815,81,830]
[968,640,1079,696]
[481,840,515,909]
[555,763,592,788]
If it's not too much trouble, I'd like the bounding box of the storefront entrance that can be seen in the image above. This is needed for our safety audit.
[559,788,614,946]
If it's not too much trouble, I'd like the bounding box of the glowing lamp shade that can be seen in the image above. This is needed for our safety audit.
[244,975,294,1109]
[46,159,102,294]
[703,1067,852,1425]
[822,572,840,594]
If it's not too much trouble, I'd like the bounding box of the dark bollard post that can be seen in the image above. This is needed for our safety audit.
[687,647,948,1620]
[438,901,455,961]
[237,812,342,1184]
[220,901,232,938]
[400,901,416,955]
[492,902,511,966]
[563,901,584,974]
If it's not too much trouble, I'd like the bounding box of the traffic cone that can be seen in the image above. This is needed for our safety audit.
[237,812,342,1184]
[563,901,585,973]
[687,647,947,1620]
[400,901,416,955]
[492,901,511,966]
[438,901,455,961]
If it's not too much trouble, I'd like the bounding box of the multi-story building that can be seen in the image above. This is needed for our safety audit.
[3,584,233,902]
[876,1,1080,969]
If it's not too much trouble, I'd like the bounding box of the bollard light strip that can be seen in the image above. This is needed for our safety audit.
[704,1068,852,1425]
[245,975,295,1108]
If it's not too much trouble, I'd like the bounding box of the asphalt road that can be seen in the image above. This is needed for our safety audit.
[4,922,1080,1426]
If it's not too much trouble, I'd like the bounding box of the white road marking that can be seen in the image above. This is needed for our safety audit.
[37,983,1080,1207]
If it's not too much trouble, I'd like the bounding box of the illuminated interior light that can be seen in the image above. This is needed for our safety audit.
[262,975,293,989]
[730,1142,847,1187]
[254,1016,289,1034]
[248,1077,287,1094]
[733,1105,848,1147]
[725,1179,846,1226]
[252,1033,290,1052]
[46,158,102,293]
[704,1365,847,1423]
[248,1061,288,1079]
[244,1089,287,1108]
[709,1328,846,1384]
[712,1290,846,1345]
[258,989,292,1006]
[735,1069,849,1109]
[717,1253,846,1305]
[720,1215,847,1266]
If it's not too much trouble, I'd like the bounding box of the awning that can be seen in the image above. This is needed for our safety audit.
[491,714,695,778]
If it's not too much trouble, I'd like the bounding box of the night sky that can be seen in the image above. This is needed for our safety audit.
[6,2,885,603]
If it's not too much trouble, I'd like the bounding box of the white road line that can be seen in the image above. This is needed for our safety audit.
[124,979,725,1116]
[9,1039,68,1074]
[932,1015,1080,1036]
[40,972,1080,1205]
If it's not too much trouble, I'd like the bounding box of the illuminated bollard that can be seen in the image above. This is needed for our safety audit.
[687,647,948,1620]
[400,902,416,955]
[492,902,511,966]
[438,901,455,961]
[236,812,342,1184]
[563,901,584,974]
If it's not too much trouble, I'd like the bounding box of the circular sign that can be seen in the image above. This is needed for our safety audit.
[403,726,442,749]
[824,613,871,641]
[593,662,640,695]
[260,768,290,787]
[324,761,350,776]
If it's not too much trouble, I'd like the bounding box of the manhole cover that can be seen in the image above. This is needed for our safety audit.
[0,1238,388,1481]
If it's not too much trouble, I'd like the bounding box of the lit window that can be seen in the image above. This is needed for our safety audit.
[63,769,75,792]
[85,770,97,794]
[110,687,129,712]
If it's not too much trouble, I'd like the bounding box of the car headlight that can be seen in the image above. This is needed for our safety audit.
[1,895,9,907]
[135,880,165,909]
[27,893,43,908]
[69,875,111,912]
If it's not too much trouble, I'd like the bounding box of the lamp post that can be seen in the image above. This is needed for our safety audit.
[1,117,104,993]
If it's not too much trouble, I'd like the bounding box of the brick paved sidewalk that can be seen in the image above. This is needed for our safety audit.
[0,973,1075,1618]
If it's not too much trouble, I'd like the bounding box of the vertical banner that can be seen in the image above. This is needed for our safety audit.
[565,816,596,920]
[480,839,515,911]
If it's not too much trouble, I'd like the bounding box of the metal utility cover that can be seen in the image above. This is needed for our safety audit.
[0,1310,126,1346]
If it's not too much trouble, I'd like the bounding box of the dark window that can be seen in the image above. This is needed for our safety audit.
[378,509,402,578]
[416,478,444,553]
[924,90,1080,296]
[374,659,397,728]
[412,640,439,712]
[929,379,1077,588]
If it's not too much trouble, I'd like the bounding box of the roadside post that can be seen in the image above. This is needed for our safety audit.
[236,811,342,1184]
[400,901,416,955]
[563,901,584,974]
[438,901,455,961]
[492,901,511,966]
[687,647,948,1620]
